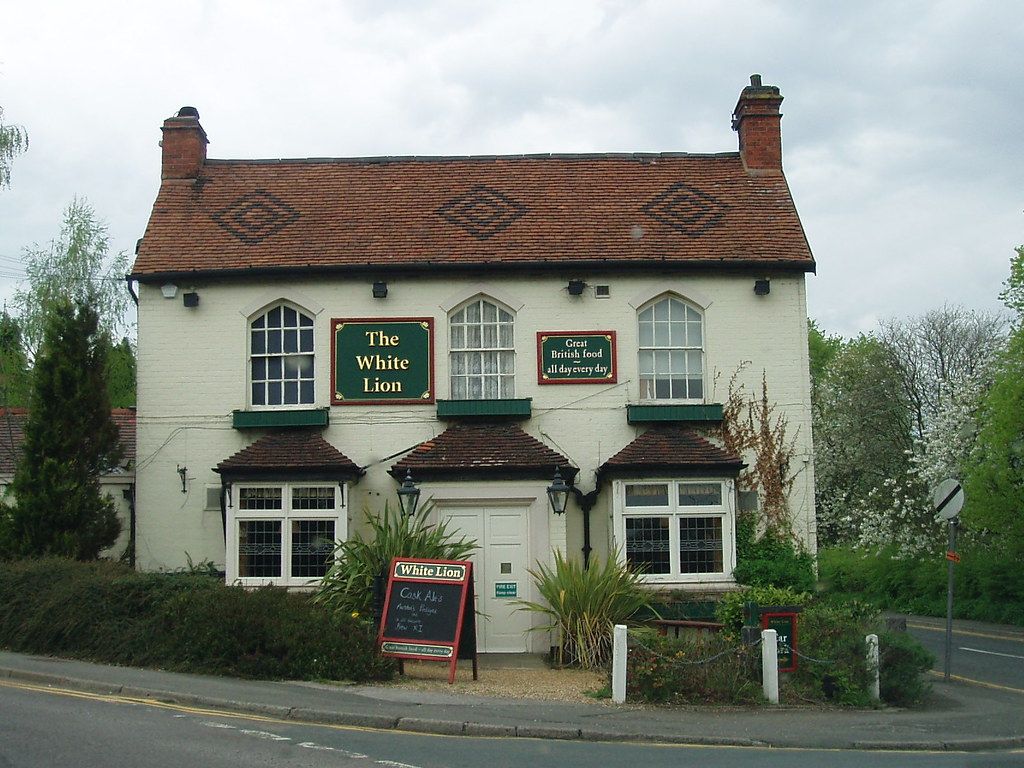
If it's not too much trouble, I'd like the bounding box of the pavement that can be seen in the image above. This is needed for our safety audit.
[2,646,1023,753]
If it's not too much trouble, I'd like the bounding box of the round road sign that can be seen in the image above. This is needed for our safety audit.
[932,478,964,521]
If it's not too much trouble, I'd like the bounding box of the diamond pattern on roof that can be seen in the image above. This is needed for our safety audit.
[436,185,527,240]
[641,182,728,237]
[211,189,300,244]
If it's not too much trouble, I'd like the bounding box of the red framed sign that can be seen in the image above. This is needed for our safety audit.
[536,331,617,385]
[760,611,799,672]
[377,557,477,683]
[332,317,435,405]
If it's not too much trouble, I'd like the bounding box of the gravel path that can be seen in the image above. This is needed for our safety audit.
[383,660,608,703]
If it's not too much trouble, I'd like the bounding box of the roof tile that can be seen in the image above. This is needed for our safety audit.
[133,153,814,278]
[391,422,575,481]
[600,425,744,478]
[216,429,362,478]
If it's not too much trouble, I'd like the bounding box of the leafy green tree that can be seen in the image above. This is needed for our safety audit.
[812,333,915,545]
[0,313,31,407]
[105,337,136,408]
[963,245,1024,559]
[0,301,122,560]
[808,319,842,391]
[0,106,28,189]
[999,245,1024,321]
[13,198,131,362]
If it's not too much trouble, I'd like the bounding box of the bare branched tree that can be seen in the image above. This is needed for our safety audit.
[878,306,1006,442]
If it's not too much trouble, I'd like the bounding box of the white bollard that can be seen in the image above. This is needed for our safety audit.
[866,633,880,701]
[611,624,627,704]
[761,628,779,704]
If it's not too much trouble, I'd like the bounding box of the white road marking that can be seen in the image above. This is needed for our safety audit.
[376,761,422,768]
[239,728,292,741]
[298,742,368,758]
[960,646,1024,660]
[201,722,238,729]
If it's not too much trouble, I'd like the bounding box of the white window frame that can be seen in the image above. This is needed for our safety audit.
[612,478,736,585]
[637,295,705,403]
[448,296,515,399]
[226,481,347,587]
[248,302,316,409]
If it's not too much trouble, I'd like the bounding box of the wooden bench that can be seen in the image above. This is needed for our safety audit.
[651,619,724,637]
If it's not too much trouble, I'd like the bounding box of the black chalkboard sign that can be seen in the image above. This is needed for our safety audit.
[377,557,477,683]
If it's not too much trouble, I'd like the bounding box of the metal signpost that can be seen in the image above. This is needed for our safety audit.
[932,478,965,681]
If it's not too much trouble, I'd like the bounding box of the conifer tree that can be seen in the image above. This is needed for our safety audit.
[0,300,122,559]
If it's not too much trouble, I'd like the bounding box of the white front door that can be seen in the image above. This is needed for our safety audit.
[438,504,532,653]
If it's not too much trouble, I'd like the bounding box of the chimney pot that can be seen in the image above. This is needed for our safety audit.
[160,106,208,180]
[732,77,784,174]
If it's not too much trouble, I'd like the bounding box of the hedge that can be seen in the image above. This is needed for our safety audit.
[819,547,1024,627]
[0,558,393,682]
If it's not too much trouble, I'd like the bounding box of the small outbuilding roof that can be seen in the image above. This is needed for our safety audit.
[390,422,576,481]
[599,425,745,479]
[215,429,363,480]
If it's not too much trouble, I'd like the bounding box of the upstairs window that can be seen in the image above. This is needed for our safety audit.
[450,298,515,399]
[638,296,704,401]
[250,304,314,406]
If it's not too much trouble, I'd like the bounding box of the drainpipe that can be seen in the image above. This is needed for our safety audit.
[122,483,136,569]
[572,488,599,569]
[125,273,139,306]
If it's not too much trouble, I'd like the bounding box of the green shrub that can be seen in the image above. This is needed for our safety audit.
[716,585,810,641]
[625,628,760,705]
[819,546,1024,626]
[788,601,877,706]
[879,630,934,707]
[517,550,655,669]
[733,514,816,592]
[315,501,476,617]
[0,558,392,682]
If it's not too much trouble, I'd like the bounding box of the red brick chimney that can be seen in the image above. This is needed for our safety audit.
[731,75,783,174]
[160,106,207,180]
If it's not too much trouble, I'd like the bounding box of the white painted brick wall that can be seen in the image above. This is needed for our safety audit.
[136,272,815,573]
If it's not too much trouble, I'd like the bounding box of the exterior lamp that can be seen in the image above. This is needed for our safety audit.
[567,279,586,296]
[546,467,571,515]
[372,281,388,299]
[397,470,421,517]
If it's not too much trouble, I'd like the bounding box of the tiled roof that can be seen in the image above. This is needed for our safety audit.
[133,153,814,278]
[599,425,745,478]
[390,422,576,481]
[215,429,363,479]
[0,407,136,476]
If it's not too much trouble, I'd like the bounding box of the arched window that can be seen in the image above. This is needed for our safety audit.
[449,297,515,399]
[250,303,315,406]
[638,296,704,400]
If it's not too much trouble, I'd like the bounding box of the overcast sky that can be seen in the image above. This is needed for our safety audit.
[1,0,1020,339]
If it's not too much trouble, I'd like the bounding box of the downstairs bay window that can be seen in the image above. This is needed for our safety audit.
[226,482,346,586]
[613,478,736,584]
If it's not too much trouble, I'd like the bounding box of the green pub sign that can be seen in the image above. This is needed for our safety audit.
[536,331,617,385]
[333,317,434,405]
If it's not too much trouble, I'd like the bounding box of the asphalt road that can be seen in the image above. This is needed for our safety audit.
[906,616,1024,692]
[2,679,1023,768]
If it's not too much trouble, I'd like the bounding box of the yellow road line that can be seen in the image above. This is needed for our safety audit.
[907,622,1024,643]
[0,677,987,755]
[928,670,1024,695]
